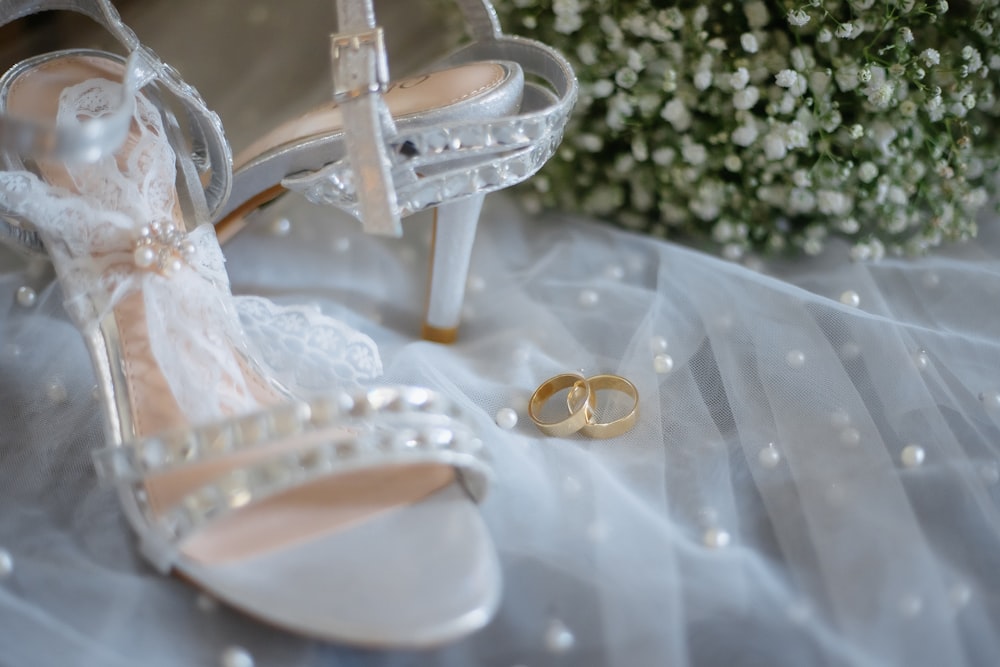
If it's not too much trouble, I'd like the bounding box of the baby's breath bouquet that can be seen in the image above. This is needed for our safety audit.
[499,0,1000,259]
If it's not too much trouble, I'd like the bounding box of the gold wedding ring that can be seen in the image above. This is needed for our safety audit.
[577,374,639,439]
[530,373,639,438]
[528,373,593,437]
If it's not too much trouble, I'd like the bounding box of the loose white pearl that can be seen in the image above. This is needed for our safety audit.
[544,619,575,653]
[978,390,1000,412]
[839,290,861,307]
[578,289,599,307]
[220,646,254,667]
[758,443,781,468]
[785,349,806,368]
[0,549,12,578]
[268,216,291,236]
[46,381,67,404]
[495,407,518,430]
[15,286,37,307]
[901,444,925,468]
[703,528,731,548]
[650,335,668,353]
[466,274,486,293]
[134,245,157,269]
[653,354,674,374]
[913,350,930,371]
[840,427,861,447]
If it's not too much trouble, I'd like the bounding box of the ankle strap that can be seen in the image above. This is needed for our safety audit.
[0,0,231,221]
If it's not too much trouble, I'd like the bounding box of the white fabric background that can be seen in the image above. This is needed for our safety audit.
[1,190,998,666]
[2,0,1000,664]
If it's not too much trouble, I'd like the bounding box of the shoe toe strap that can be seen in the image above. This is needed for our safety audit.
[93,387,492,571]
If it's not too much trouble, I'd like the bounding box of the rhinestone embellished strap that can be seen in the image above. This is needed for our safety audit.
[282,26,577,218]
[93,386,491,549]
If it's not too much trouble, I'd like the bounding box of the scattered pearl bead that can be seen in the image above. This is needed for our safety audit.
[900,444,925,468]
[133,245,157,269]
[978,390,1000,412]
[544,619,575,653]
[839,427,861,447]
[949,583,971,610]
[650,335,668,353]
[578,289,599,307]
[46,380,67,404]
[466,274,486,293]
[603,264,625,280]
[703,528,731,548]
[196,593,218,613]
[268,216,291,236]
[495,407,518,430]
[898,594,923,618]
[758,443,781,468]
[220,646,254,667]
[785,349,806,368]
[839,290,861,307]
[913,350,931,371]
[0,549,12,578]
[333,237,351,253]
[653,354,674,374]
[15,286,37,307]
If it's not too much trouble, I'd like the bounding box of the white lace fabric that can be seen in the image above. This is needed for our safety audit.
[0,77,381,427]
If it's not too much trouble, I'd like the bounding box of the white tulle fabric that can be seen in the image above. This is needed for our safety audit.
[2,184,999,666]
[0,79,380,425]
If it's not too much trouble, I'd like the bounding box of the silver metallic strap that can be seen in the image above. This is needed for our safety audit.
[332,0,400,236]
[0,0,231,221]
[93,386,491,561]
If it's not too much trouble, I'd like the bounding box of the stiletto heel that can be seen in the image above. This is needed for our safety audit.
[0,0,500,645]
[424,194,485,344]
[214,0,577,342]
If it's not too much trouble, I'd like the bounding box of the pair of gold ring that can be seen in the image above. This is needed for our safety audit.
[528,373,639,439]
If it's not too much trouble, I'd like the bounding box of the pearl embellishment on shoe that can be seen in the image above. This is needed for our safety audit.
[15,286,36,307]
[133,221,194,275]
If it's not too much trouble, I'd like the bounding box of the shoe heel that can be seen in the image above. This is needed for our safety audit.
[422,194,485,344]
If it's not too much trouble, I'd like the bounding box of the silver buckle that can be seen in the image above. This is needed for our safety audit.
[330,27,389,103]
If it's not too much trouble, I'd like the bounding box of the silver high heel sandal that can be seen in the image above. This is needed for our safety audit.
[0,0,499,646]
[215,0,578,343]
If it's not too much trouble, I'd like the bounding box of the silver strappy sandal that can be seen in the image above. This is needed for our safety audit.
[0,0,500,646]
[215,0,578,343]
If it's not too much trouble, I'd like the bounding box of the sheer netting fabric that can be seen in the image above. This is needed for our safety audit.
[0,183,997,665]
[0,77,381,426]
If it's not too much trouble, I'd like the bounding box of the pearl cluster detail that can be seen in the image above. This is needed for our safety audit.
[133,221,195,275]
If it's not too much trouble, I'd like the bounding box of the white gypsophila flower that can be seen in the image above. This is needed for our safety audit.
[775,69,799,88]
[733,86,760,110]
[787,9,810,27]
[499,0,1000,258]
[730,67,750,90]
